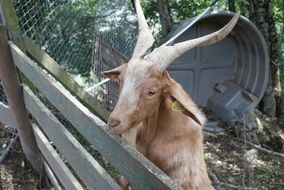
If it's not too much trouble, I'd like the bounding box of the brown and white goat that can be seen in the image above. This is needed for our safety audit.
[103,0,239,189]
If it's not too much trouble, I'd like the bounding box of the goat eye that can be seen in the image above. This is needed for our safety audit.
[148,90,156,96]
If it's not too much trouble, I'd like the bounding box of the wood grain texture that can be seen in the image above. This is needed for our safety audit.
[11,42,180,190]
[33,123,84,190]
[43,162,63,190]
[0,25,42,173]
[0,103,16,127]
[22,37,110,122]
[24,86,120,190]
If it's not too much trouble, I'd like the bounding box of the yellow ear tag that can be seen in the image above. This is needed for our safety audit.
[172,101,186,112]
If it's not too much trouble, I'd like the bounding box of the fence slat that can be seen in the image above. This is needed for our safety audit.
[43,162,62,190]
[10,43,180,190]
[0,103,16,127]
[24,86,120,190]
[22,37,109,122]
[32,123,84,190]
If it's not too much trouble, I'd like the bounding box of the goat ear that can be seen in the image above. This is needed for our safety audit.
[162,72,206,126]
[102,64,127,81]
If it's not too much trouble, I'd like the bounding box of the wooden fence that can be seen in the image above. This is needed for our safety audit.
[0,1,180,189]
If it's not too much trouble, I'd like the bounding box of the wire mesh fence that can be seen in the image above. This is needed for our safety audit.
[0,13,8,105]
[14,0,94,75]
[90,0,138,111]
[12,0,138,112]
[0,80,8,105]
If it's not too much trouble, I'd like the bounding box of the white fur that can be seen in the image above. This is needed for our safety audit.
[120,60,152,106]
[194,109,207,126]
[167,151,190,168]
[122,75,139,105]
[170,166,190,186]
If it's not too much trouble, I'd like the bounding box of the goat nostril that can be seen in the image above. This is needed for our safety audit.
[108,118,121,128]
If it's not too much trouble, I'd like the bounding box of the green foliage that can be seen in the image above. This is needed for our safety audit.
[234,0,251,17]
[141,0,252,39]
[51,0,97,75]
[141,0,283,93]
[15,0,97,76]
[141,0,211,39]
[94,0,138,57]
[272,0,284,93]
[16,0,284,87]
[170,0,211,21]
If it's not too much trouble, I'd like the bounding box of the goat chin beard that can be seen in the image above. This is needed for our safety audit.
[110,124,132,135]
[110,122,141,136]
[110,126,126,135]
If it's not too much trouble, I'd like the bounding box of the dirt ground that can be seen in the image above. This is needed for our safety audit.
[204,133,284,190]
[0,122,283,190]
[0,125,39,190]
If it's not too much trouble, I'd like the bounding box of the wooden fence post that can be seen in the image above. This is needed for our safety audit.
[0,24,42,173]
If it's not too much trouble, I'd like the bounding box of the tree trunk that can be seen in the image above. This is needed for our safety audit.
[280,0,284,124]
[157,0,172,37]
[228,0,236,12]
[251,0,281,117]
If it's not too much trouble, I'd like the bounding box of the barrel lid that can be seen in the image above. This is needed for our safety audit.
[166,11,269,122]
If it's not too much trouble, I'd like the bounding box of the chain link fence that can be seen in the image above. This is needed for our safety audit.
[0,13,8,105]
[0,81,8,105]
[91,0,137,111]
[10,0,138,177]
[14,0,94,74]
[12,0,138,112]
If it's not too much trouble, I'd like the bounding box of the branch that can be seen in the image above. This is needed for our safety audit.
[209,172,257,190]
[245,140,284,158]
[0,125,16,135]
[0,135,19,163]
[211,133,284,158]
[233,137,284,158]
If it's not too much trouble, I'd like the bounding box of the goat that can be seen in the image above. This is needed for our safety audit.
[103,0,239,189]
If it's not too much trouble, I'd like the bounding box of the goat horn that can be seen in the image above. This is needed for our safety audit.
[132,0,155,58]
[146,12,240,72]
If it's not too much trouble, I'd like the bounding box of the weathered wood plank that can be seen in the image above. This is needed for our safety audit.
[0,0,24,48]
[0,103,16,127]
[10,43,180,190]
[24,86,120,190]
[0,25,42,173]
[0,4,4,25]
[25,34,138,171]
[43,162,63,190]
[22,37,110,122]
[33,123,83,190]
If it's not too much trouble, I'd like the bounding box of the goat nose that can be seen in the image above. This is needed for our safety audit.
[108,117,121,128]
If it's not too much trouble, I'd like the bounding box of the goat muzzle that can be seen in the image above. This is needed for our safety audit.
[108,116,121,129]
